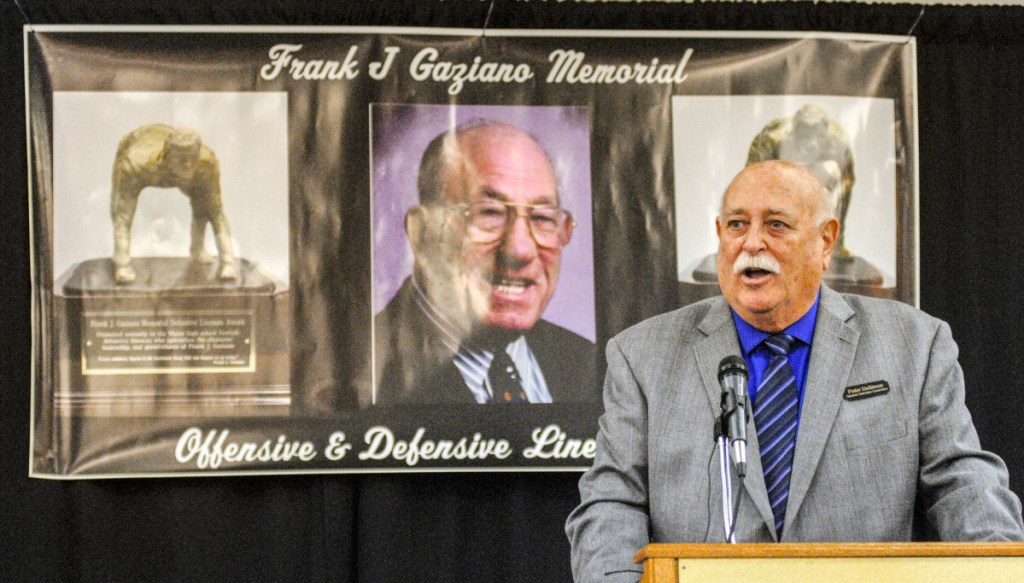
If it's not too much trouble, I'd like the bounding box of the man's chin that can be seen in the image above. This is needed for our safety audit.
[477,311,541,335]
[735,291,781,316]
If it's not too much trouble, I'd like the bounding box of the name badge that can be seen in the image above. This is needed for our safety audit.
[843,381,890,401]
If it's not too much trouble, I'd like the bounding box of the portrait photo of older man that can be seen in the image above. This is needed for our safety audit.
[370,105,597,405]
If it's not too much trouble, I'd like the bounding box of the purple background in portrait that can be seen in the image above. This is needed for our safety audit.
[371,104,595,342]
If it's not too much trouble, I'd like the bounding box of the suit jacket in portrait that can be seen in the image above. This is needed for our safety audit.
[373,277,598,405]
[566,286,1024,583]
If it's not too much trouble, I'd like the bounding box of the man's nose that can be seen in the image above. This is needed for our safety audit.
[741,222,767,253]
[499,212,540,262]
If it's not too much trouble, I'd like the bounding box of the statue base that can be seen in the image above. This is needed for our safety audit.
[52,257,290,417]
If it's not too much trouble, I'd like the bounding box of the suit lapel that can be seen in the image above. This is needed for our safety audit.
[694,298,777,537]
[782,287,859,538]
[694,298,741,418]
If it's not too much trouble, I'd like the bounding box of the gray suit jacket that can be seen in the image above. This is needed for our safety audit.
[566,287,1024,582]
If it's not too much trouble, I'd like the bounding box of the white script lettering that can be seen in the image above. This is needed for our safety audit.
[546,48,693,85]
[324,431,353,461]
[409,47,533,96]
[174,427,317,470]
[358,426,512,466]
[369,46,401,80]
[522,424,596,460]
[260,44,360,81]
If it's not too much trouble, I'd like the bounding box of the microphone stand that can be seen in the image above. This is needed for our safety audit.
[714,416,737,543]
[716,355,749,544]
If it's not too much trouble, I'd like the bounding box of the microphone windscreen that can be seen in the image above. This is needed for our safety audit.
[718,355,748,382]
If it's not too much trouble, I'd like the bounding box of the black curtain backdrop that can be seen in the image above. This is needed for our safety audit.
[4,1,1024,581]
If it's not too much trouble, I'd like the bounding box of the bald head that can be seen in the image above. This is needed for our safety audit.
[417,120,559,207]
[721,161,832,227]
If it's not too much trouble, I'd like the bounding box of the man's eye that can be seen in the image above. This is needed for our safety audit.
[769,220,786,229]
[728,220,744,229]
[530,212,558,226]
[477,206,506,218]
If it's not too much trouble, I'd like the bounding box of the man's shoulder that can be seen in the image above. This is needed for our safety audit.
[528,319,595,353]
[830,290,944,330]
[821,289,951,353]
[373,278,445,363]
[612,295,724,348]
[375,278,418,323]
[528,320,599,402]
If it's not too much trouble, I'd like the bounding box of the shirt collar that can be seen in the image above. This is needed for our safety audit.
[731,290,820,356]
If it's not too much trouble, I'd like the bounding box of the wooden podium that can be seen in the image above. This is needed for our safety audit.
[634,542,1024,583]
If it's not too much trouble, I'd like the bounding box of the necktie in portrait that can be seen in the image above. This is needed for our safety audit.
[488,349,528,404]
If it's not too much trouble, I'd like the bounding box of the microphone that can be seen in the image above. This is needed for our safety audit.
[718,355,750,478]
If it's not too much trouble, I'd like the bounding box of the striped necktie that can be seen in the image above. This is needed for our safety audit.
[488,350,528,404]
[753,333,799,539]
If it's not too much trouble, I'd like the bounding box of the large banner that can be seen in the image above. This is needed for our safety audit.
[27,26,918,477]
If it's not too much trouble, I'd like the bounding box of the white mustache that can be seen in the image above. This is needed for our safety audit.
[732,252,780,275]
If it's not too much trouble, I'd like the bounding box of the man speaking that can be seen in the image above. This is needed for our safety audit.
[374,120,596,405]
[566,161,1024,582]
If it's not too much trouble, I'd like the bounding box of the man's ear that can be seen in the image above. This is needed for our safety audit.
[715,216,723,240]
[405,205,428,256]
[820,216,840,270]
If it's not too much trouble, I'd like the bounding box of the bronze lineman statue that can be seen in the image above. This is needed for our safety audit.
[747,104,856,258]
[110,124,236,284]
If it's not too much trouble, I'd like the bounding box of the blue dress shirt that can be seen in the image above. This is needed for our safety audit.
[730,291,820,414]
